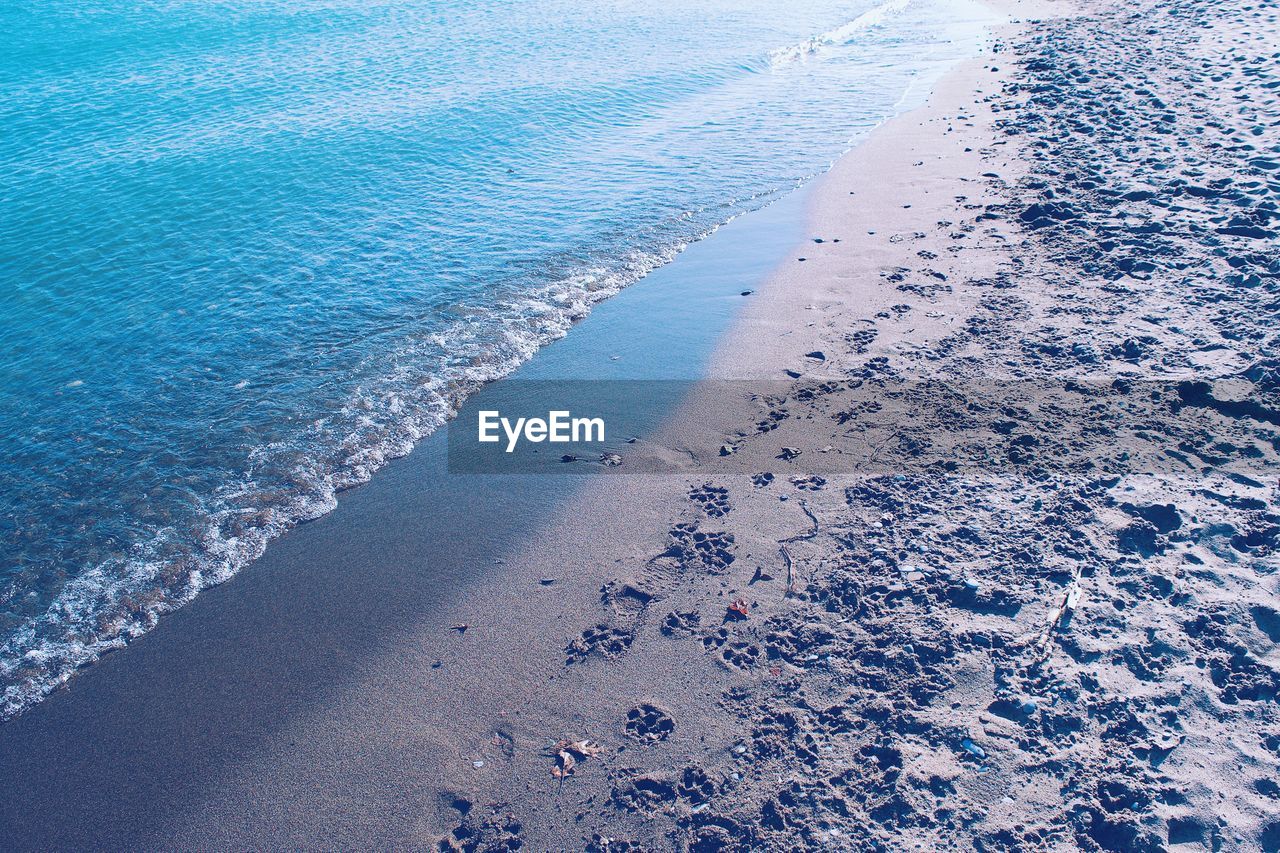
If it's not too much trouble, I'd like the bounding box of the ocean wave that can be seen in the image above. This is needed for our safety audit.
[768,0,913,68]
[0,241,688,721]
[0,0,996,724]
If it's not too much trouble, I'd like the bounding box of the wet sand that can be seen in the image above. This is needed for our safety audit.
[4,0,1280,849]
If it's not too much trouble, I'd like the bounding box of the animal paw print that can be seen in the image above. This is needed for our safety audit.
[702,626,729,651]
[610,775,677,813]
[790,475,827,491]
[667,523,735,574]
[721,641,762,671]
[847,328,877,353]
[756,407,788,433]
[677,766,718,805]
[689,484,731,518]
[566,624,634,664]
[661,610,701,636]
[438,802,524,852]
[625,703,675,743]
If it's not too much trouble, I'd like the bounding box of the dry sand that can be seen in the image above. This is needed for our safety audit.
[418,0,1280,847]
[3,0,1279,849]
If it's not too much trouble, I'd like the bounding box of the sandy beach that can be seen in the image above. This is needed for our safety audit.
[3,0,1279,849]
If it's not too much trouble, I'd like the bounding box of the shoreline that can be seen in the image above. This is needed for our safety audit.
[5,0,1280,848]
[0,21,1006,844]
[1,0,1000,722]
[0,0,997,726]
[0,5,1022,844]
[1,0,1002,723]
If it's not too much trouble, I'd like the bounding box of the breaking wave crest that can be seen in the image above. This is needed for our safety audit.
[0,0,998,723]
[0,241,688,720]
[768,0,913,67]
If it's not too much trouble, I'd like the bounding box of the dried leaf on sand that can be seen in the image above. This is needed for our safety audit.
[548,739,603,778]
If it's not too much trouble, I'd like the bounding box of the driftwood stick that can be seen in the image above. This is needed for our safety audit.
[778,500,819,596]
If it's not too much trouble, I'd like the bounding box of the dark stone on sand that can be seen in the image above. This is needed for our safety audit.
[1244,359,1280,391]
[1217,223,1274,239]
[1175,380,1280,426]
[1109,338,1150,362]
[1019,201,1078,228]
[1118,521,1161,557]
[1114,256,1156,274]
[1250,606,1280,643]
[1119,502,1182,534]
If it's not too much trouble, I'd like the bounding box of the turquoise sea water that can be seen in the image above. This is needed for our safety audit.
[0,0,996,717]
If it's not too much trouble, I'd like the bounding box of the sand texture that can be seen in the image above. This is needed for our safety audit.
[2,0,1278,849]
[424,0,1280,848]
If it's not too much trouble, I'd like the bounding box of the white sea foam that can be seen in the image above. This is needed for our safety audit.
[768,0,913,68]
[0,239,689,721]
[0,0,999,723]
